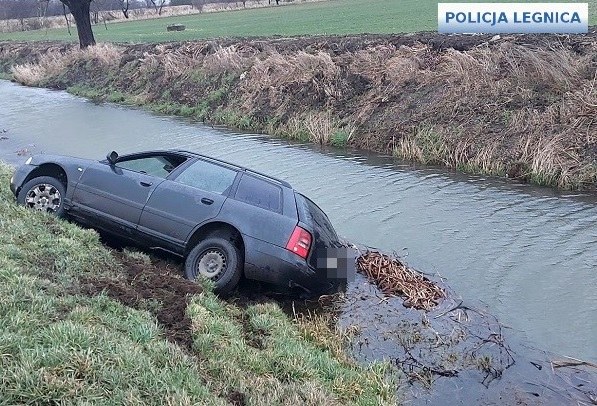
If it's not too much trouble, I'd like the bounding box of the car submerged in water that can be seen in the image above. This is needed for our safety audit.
[10,150,344,294]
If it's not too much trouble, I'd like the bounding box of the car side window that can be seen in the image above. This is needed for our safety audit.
[116,156,180,179]
[174,159,237,194]
[235,175,282,213]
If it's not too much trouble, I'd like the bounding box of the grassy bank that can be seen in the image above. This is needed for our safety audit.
[1,32,597,190]
[0,163,395,404]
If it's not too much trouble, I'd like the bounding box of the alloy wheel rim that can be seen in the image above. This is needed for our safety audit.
[25,184,61,213]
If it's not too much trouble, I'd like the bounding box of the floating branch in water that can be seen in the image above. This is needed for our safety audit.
[356,251,445,310]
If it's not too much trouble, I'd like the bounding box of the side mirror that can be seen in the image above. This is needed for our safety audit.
[106,151,118,165]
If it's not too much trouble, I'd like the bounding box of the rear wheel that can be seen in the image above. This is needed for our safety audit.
[17,176,66,218]
[184,236,243,294]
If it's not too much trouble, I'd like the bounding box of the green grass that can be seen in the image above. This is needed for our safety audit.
[1,0,592,43]
[0,162,395,404]
[0,0,419,43]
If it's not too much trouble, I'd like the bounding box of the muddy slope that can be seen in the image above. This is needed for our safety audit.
[1,30,596,189]
[80,252,202,351]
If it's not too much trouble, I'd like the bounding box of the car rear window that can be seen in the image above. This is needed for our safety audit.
[235,174,282,213]
[295,193,339,242]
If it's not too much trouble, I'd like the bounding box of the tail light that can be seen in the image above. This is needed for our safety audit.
[286,226,312,259]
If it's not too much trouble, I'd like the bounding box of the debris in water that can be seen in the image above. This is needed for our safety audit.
[356,251,444,310]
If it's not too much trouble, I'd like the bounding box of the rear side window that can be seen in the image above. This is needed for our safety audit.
[235,175,282,213]
[175,159,237,194]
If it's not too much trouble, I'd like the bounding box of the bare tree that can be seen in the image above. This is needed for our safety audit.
[191,0,205,13]
[121,0,129,18]
[146,0,165,15]
[0,0,38,30]
[59,0,95,48]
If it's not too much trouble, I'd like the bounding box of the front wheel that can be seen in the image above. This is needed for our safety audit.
[184,236,243,294]
[17,176,66,218]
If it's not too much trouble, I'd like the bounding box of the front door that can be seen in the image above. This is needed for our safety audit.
[138,158,239,249]
[71,154,177,234]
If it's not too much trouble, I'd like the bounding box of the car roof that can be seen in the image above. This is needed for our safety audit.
[141,149,293,189]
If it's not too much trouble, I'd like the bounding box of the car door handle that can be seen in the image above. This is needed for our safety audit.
[140,181,153,187]
[201,198,214,205]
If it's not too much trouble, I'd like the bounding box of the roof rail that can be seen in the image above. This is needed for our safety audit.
[174,149,292,188]
[244,168,292,188]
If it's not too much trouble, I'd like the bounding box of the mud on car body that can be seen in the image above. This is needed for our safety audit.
[10,150,346,294]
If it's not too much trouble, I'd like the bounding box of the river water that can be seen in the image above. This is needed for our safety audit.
[1,80,596,364]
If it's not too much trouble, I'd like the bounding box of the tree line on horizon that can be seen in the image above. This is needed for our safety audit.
[1,0,288,49]
[0,0,281,22]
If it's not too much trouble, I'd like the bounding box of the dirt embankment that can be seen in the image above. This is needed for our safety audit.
[1,31,596,189]
[80,252,202,351]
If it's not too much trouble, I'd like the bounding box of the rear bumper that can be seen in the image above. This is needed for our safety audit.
[242,234,340,294]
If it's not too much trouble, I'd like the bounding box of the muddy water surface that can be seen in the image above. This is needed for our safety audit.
[1,80,596,367]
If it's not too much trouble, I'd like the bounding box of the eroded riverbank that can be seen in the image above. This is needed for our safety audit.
[1,30,597,189]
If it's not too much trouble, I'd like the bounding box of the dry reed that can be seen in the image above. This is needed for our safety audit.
[11,43,122,86]
[4,34,595,189]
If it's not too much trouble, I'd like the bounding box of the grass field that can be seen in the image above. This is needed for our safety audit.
[1,0,593,43]
[0,0,420,42]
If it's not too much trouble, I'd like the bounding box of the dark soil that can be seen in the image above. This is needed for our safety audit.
[79,252,201,351]
[120,28,597,55]
[226,390,247,406]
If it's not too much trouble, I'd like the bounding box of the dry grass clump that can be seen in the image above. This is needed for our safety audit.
[385,40,596,188]
[203,45,257,76]
[137,43,255,81]
[394,126,448,165]
[497,44,588,92]
[346,43,430,84]
[81,42,123,65]
[140,45,199,79]
[11,43,123,86]
[11,50,69,85]
[357,251,444,311]
[240,50,341,115]
[436,43,589,94]
[347,44,397,86]
[10,62,47,86]
[294,310,355,364]
[305,110,335,144]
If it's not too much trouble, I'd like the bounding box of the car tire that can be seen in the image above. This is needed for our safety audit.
[17,176,66,218]
[184,236,243,294]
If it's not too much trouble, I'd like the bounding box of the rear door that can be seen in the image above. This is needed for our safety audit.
[138,158,239,247]
[71,153,185,234]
